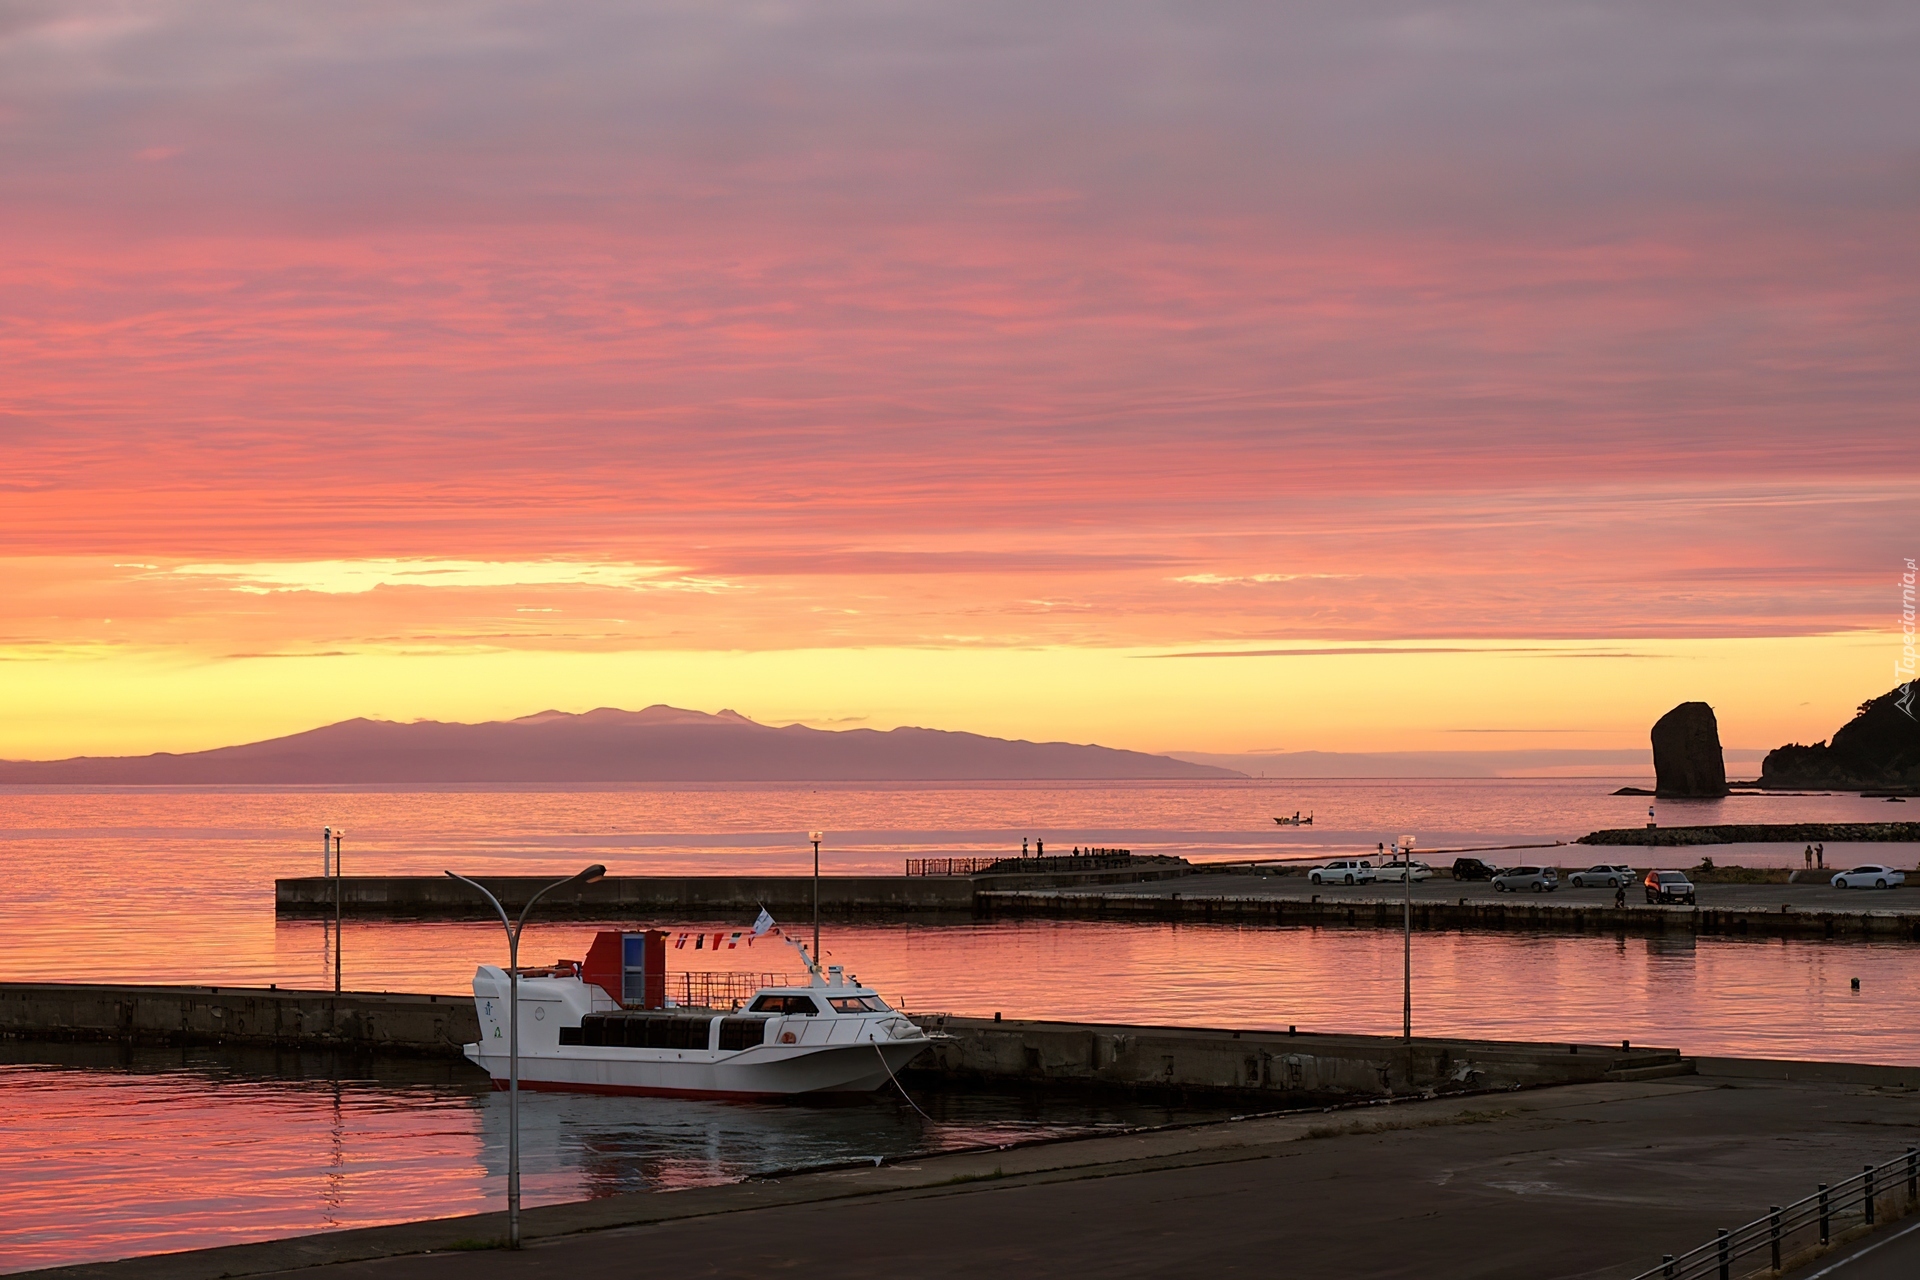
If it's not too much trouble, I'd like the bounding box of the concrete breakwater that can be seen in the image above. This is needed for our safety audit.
[0,981,1687,1101]
[0,982,480,1056]
[977,888,1920,939]
[1580,821,1920,846]
[905,1014,1689,1098]
[274,867,1189,919]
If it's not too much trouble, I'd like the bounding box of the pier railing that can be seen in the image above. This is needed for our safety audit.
[905,849,1134,877]
[1624,1146,1918,1279]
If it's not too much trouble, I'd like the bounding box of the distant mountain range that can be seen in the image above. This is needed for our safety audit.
[0,706,1244,784]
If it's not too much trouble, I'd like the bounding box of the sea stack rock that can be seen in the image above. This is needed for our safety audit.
[1652,702,1730,798]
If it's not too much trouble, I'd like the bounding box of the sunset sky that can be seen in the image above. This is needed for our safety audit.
[2,2,1915,763]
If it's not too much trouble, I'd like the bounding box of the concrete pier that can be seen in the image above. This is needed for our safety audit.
[906,1014,1690,1098]
[274,866,1190,920]
[275,868,1920,939]
[978,875,1920,939]
[0,982,1689,1101]
[0,982,481,1056]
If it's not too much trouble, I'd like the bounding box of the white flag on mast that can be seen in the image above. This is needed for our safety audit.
[752,907,775,936]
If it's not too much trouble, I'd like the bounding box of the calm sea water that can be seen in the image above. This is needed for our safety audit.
[0,1040,1224,1273]
[2,780,1915,1273]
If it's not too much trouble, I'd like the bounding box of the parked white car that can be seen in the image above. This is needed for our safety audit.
[1371,859,1433,883]
[1831,865,1906,890]
[1568,864,1636,889]
[1492,866,1559,893]
[1309,859,1375,886]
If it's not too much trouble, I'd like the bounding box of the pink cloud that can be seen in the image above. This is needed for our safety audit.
[0,1,1913,649]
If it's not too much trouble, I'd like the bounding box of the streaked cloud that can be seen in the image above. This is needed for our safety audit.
[165,559,735,595]
[0,1,1912,753]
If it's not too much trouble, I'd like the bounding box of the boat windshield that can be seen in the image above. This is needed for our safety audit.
[827,995,890,1013]
[747,994,821,1015]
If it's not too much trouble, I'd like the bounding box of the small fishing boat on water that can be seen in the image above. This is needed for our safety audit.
[1273,811,1314,826]
[464,927,931,1099]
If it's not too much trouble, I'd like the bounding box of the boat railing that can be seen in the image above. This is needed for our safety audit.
[668,971,795,1010]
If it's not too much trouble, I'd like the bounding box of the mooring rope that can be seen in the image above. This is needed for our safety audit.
[874,1041,935,1122]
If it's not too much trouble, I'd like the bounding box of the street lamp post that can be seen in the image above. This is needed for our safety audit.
[332,829,344,994]
[444,862,606,1249]
[1400,834,1415,1042]
[808,831,824,968]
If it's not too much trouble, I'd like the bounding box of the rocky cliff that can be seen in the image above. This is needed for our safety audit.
[1759,684,1920,792]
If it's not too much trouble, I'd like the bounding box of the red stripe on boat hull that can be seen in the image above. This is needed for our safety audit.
[486,1076,807,1101]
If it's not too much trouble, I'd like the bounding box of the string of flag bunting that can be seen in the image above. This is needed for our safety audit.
[670,906,781,951]
[671,930,758,950]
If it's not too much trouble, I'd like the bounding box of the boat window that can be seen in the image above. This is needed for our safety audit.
[828,996,889,1013]
[748,994,820,1015]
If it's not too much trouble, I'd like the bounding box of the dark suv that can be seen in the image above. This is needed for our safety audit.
[1452,857,1500,881]
[1644,869,1697,905]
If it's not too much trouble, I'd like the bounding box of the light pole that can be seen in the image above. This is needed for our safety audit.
[1400,834,1415,1042]
[444,862,606,1249]
[332,829,344,994]
[808,831,824,969]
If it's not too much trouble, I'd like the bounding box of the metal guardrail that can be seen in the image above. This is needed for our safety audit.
[905,849,1134,876]
[667,971,795,1010]
[1626,1147,1918,1279]
[904,857,1003,876]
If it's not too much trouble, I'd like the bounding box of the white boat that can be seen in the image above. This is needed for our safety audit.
[463,930,932,1099]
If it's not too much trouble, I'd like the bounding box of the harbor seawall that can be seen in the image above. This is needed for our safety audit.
[273,868,1190,919]
[0,982,480,1056]
[903,1014,1691,1097]
[0,982,1690,1100]
[976,889,1920,939]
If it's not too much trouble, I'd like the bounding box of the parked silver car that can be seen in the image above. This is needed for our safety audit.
[1492,866,1559,893]
[1568,863,1636,889]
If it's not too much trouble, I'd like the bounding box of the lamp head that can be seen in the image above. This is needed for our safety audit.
[1400,835,1414,851]
[576,863,607,884]
[809,830,824,843]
